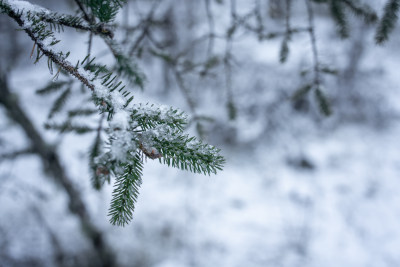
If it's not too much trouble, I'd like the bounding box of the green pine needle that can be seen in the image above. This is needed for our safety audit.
[292,84,313,101]
[154,133,225,175]
[1,0,225,228]
[108,153,143,226]
[82,0,126,22]
[36,81,70,95]
[342,0,378,24]
[48,87,71,119]
[315,87,332,116]
[279,36,290,63]
[330,0,349,39]
[375,0,400,44]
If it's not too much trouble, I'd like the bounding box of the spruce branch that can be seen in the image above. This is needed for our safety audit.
[305,0,321,88]
[0,148,35,162]
[108,152,143,226]
[33,10,113,38]
[341,0,378,24]
[81,0,126,23]
[0,2,92,89]
[153,133,225,175]
[131,104,188,132]
[74,0,144,88]
[280,0,292,63]
[305,0,332,116]
[1,0,225,228]
[0,1,133,116]
[330,0,349,38]
[375,0,400,44]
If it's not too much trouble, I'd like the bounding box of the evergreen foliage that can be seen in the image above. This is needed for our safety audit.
[315,87,332,116]
[310,0,398,45]
[107,40,145,88]
[108,153,143,226]
[0,0,224,226]
[342,0,378,24]
[2,0,400,226]
[375,0,400,44]
[82,0,126,23]
[309,0,378,38]
[329,0,349,39]
[48,87,71,119]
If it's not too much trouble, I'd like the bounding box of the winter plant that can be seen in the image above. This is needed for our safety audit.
[1,0,399,227]
[0,0,224,227]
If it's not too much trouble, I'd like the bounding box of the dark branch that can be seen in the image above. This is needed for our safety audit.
[0,75,116,267]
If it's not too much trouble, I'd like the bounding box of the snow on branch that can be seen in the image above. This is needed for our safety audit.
[0,0,224,226]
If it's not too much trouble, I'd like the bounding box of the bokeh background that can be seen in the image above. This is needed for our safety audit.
[1,0,400,266]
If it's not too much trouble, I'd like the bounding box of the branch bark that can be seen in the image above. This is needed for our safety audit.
[0,75,116,267]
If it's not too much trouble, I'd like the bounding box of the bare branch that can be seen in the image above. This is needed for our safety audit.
[305,0,321,87]
[0,75,116,267]
[0,148,35,162]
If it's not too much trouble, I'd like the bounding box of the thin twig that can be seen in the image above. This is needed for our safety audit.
[285,0,292,34]
[173,69,197,114]
[305,0,321,87]
[74,0,92,23]
[0,148,35,162]
[223,0,236,120]
[0,75,115,267]
[32,9,113,38]
[2,5,111,102]
[204,0,215,57]
[127,2,160,56]
[254,0,264,33]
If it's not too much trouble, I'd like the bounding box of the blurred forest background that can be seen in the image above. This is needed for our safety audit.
[1,0,400,266]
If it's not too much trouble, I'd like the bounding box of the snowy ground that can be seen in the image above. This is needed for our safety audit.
[2,88,400,267]
[4,122,400,267]
[114,123,400,267]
